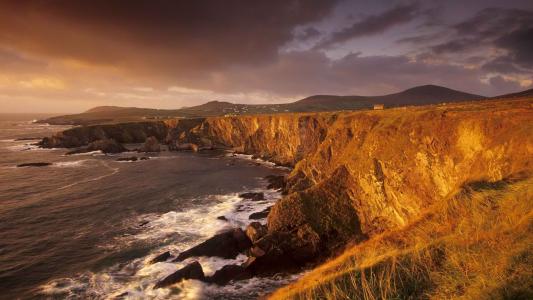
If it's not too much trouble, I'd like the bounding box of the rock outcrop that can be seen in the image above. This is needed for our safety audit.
[66,138,126,154]
[39,122,168,148]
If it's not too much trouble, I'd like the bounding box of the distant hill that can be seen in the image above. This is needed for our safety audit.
[38,85,488,125]
[496,88,533,99]
[293,85,485,108]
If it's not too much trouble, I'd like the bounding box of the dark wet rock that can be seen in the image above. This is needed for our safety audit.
[154,261,204,289]
[117,156,138,162]
[140,156,149,160]
[217,216,228,221]
[205,265,252,285]
[66,138,126,155]
[173,228,251,262]
[249,207,271,220]
[139,221,149,227]
[139,136,160,152]
[17,162,52,167]
[265,175,286,191]
[150,251,172,264]
[245,222,267,244]
[239,192,265,201]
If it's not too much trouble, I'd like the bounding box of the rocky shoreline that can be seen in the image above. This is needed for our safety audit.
[36,98,533,293]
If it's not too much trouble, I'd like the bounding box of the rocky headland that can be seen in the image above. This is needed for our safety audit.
[38,98,533,295]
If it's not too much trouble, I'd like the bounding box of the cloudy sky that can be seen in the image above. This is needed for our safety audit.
[1,0,532,113]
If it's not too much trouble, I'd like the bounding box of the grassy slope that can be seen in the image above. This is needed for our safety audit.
[271,176,533,299]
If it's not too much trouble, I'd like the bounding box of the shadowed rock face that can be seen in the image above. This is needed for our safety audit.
[40,98,533,267]
[39,122,168,148]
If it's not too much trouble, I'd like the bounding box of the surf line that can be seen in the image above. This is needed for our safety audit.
[57,160,119,190]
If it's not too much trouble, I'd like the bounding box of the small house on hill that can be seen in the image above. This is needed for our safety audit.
[373,104,384,110]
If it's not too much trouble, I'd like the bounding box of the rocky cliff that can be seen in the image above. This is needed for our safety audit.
[163,98,533,261]
[41,98,533,266]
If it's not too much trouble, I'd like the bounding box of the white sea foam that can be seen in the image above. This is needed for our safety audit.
[65,150,104,156]
[227,152,291,170]
[57,160,119,190]
[39,186,292,299]
[53,160,88,168]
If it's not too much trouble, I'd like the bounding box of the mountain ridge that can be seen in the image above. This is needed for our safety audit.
[38,84,496,125]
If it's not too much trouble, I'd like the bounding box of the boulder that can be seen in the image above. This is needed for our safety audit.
[17,162,52,167]
[249,206,271,220]
[173,228,251,262]
[150,251,172,264]
[239,192,265,201]
[245,222,267,243]
[139,136,160,152]
[154,261,204,289]
[205,265,252,285]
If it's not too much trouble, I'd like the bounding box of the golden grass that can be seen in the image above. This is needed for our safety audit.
[270,176,533,300]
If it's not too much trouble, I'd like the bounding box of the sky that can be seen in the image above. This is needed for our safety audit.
[0,0,532,113]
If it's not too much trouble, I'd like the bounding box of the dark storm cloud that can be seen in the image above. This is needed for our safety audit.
[0,0,338,75]
[494,26,533,69]
[400,6,533,76]
[315,3,421,49]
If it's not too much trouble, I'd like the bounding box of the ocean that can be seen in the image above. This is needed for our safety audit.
[0,114,292,299]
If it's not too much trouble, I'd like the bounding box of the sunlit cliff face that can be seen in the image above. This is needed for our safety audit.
[0,0,532,113]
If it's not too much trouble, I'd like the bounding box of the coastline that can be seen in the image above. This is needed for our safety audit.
[35,97,533,297]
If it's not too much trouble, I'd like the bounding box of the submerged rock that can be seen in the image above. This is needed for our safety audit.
[239,192,265,201]
[17,162,52,167]
[173,228,251,262]
[154,261,204,289]
[139,136,160,152]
